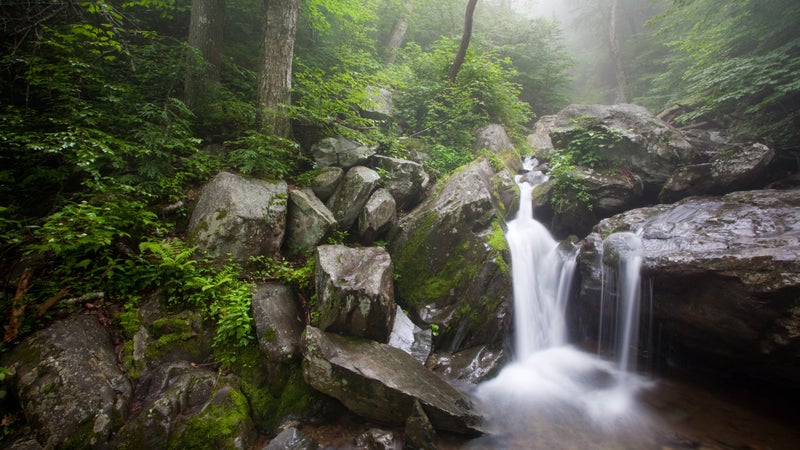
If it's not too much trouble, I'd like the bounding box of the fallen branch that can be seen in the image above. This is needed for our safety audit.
[34,287,70,318]
[4,270,32,343]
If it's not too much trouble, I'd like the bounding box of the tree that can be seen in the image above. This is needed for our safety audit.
[605,0,628,102]
[258,0,302,138]
[448,0,478,82]
[185,0,226,109]
[383,1,414,64]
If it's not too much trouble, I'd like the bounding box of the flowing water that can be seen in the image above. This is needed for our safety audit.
[469,159,656,449]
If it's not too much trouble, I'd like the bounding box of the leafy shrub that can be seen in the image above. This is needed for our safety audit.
[226,132,307,180]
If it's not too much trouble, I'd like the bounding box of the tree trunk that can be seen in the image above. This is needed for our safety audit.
[185,0,225,109]
[384,1,413,65]
[448,0,479,83]
[607,0,629,102]
[257,0,302,138]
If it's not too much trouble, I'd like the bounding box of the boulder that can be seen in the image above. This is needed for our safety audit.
[428,346,507,384]
[188,171,287,263]
[404,400,438,450]
[388,308,433,365]
[310,166,344,202]
[113,361,257,449]
[390,159,514,353]
[2,314,132,449]
[301,326,484,435]
[576,189,800,386]
[355,428,396,450]
[368,155,430,211]
[474,124,523,173]
[315,245,396,342]
[285,188,337,256]
[262,426,319,450]
[326,166,382,230]
[310,136,376,169]
[251,282,304,361]
[358,188,397,244]
[362,86,394,121]
[660,141,776,203]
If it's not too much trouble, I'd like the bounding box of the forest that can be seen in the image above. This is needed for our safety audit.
[0,0,799,443]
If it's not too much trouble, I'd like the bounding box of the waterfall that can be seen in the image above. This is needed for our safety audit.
[472,158,654,447]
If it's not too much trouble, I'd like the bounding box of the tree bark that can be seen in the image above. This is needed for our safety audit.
[607,0,629,102]
[383,1,413,65]
[185,0,225,109]
[448,0,479,83]
[257,0,302,138]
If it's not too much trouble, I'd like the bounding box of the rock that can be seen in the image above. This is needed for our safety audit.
[368,155,430,211]
[428,346,507,384]
[285,188,337,256]
[388,308,433,364]
[577,189,800,386]
[251,283,304,361]
[114,361,257,449]
[315,245,396,342]
[390,159,514,353]
[358,188,397,244]
[355,428,396,450]
[404,400,438,450]
[326,166,382,230]
[310,136,376,169]
[262,426,319,450]
[301,327,484,435]
[474,124,523,173]
[527,115,558,152]
[2,314,132,449]
[362,86,394,121]
[188,171,287,263]
[660,141,776,203]
[310,166,344,202]
[4,438,43,450]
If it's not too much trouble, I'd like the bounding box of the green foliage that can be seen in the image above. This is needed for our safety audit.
[551,117,624,169]
[226,132,306,180]
[248,255,315,291]
[548,153,592,212]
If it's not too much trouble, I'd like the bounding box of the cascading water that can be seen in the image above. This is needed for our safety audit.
[470,158,655,449]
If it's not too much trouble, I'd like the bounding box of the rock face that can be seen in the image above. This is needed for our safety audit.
[2,314,132,449]
[390,159,514,353]
[310,136,376,169]
[326,166,382,230]
[357,188,397,244]
[301,326,484,435]
[284,188,337,256]
[188,171,287,263]
[368,155,429,211]
[310,166,344,202]
[251,283,304,361]
[388,308,432,364]
[315,245,397,342]
[576,188,800,384]
[474,124,523,173]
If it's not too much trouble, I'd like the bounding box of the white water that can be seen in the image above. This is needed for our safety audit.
[472,159,654,448]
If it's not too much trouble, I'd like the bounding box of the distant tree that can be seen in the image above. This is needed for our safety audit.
[605,0,628,102]
[384,1,414,64]
[185,0,226,109]
[448,0,479,82]
[258,0,302,138]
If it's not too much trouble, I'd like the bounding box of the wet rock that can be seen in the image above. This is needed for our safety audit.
[326,166,382,230]
[428,346,507,384]
[315,245,396,342]
[285,188,337,256]
[188,171,287,263]
[3,437,43,450]
[301,326,484,435]
[251,282,304,361]
[355,428,396,450]
[390,159,513,353]
[474,124,523,173]
[310,136,376,169]
[405,400,438,450]
[577,189,800,386]
[368,155,430,211]
[2,314,132,449]
[262,426,319,450]
[310,166,344,202]
[388,308,433,364]
[358,188,397,244]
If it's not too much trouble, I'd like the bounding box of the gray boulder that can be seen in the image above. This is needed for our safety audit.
[285,188,337,256]
[251,282,304,361]
[428,346,507,384]
[405,400,438,450]
[262,427,319,450]
[388,308,433,365]
[577,188,800,386]
[362,86,394,121]
[326,166,382,230]
[188,171,287,263]
[368,155,429,211]
[390,159,514,353]
[358,187,397,244]
[474,124,523,173]
[310,166,344,202]
[2,314,132,449]
[310,136,376,169]
[301,326,484,435]
[315,245,396,342]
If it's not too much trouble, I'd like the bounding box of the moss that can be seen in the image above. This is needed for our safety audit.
[487,220,507,252]
[168,386,252,450]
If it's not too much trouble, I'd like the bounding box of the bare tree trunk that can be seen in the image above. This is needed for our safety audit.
[185,0,225,108]
[607,0,629,102]
[384,1,413,65]
[257,0,301,138]
[448,0,479,83]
